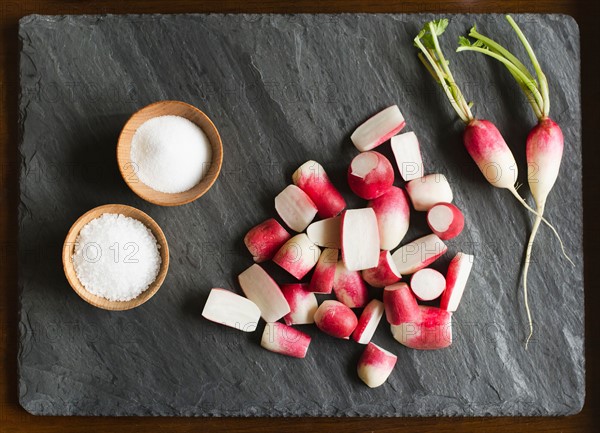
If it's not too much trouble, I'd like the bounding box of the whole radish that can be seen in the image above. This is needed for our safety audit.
[457,15,571,347]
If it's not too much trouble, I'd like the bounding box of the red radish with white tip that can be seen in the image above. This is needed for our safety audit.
[368,186,410,250]
[202,288,261,332]
[238,264,290,323]
[362,251,401,288]
[308,248,338,294]
[347,151,394,200]
[350,105,406,152]
[391,234,447,275]
[280,284,319,326]
[274,184,318,232]
[340,208,380,271]
[440,252,474,312]
[427,203,465,240]
[383,282,420,325]
[333,261,369,308]
[357,342,397,388]
[405,174,453,211]
[391,306,453,350]
[391,131,424,181]
[352,299,385,344]
[292,160,346,218]
[244,218,291,262]
[261,322,311,359]
[410,268,446,301]
[273,233,321,279]
[306,216,341,249]
[314,300,358,339]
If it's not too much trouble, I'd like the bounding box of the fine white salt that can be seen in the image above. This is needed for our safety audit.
[130,115,212,193]
[72,213,162,302]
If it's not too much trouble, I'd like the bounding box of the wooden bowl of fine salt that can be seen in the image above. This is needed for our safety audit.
[117,100,223,206]
[62,204,170,311]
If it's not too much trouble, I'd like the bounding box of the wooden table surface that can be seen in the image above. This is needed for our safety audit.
[1,1,598,432]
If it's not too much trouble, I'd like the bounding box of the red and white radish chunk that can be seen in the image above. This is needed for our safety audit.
[201,288,261,332]
[391,234,447,275]
[314,300,358,339]
[333,261,369,308]
[238,264,290,323]
[347,151,394,200]
[391,131,424,181]
[391,306,452,350]
[350,105,406,152]
[361,251,401,288]
[273,233,321,279]
[261,322,311,359]
[341,208,380,271]
[306,216,341,249]
[357,342,397,388]
[410,268,446,301]
[292,160,346,218]
[405,174,453,211]
[280,284,319,326]
[383,282,420,325]
[308,248,339,294]
[440,252,474,312]
[368,186,410,250]
[244,218,291,262]
[426,203,464,240]
[274,184,318,232]
[352,299,385,344]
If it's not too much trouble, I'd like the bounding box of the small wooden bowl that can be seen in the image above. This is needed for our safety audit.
[117,100,223,206]
[62,204,170,311]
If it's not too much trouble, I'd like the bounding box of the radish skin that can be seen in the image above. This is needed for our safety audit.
[351,105,406,152]
[244,218,291,262]
[426,203,465,240]
[440,252,474,312]
[362,251,401,288]
[308,248,339,294]
[347,151,394,200]
[333,261,369,308]
[314,300,358,339]
[357,342,397,388]
[367,186,410,250]
[261,322,311,358]
[352,299,385,344]
[280,284,319,326]
[383,282,420,325]
[292,160,346,218]
[391,306,453,350]
[273,233,321,280]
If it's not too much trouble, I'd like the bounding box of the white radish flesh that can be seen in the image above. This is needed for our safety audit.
[238,264,290,323]
[361,251,401,288]
[357,342,397,388]
[261,322,311,358]
[292,160,346,218]
[280,284,319,326]
[333,261,369,308]
[440,252,474,312]
[274,184,318,232]
[201,288,261,332]
[308,248,338,294]
[426,202,464,240]
[367,186,410,250]
[314,300,358,339]
[350,105,406,152]
[391,306,452,350]
[340,208,380,271]
[391,131,424,181]
[405,174,453,211]
[347,151,395,200]
[273,233,321,279]
[352,299,385,344]
[244,218,291,262]
[410,268,446,301]
[391,234,447,275]
[306,216,341,249]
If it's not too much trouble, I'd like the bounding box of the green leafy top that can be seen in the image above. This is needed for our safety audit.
[414,19,449,50]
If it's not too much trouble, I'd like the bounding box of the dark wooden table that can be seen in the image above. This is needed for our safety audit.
[1,1,598,432]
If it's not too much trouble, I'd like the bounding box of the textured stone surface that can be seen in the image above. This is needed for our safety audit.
[18,14,583,416]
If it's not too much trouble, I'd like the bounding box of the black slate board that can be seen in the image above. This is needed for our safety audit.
[18,14,584,416]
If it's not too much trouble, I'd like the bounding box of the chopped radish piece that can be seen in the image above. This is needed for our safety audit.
[306,216,341,249]
[201,288,261,332]
[383,282,420,325]
[274,184,318,232]
[273,233,321,279]
[426,203,465,240]
[391,234,447,275]
[410,268,446,301]
[362,251,401,288]
[261,322,311,358]
[440,252,474,312]
[352,299,384,344]
[292,160,346,218]
[308,248,338,294]
[280,284,319,325]
[244,218,291,262]
[405,174,453,211]
[238,264,290,323]
[350,105,406,152]
[391,306,452,350]
[341,208,380,271]
[391,131,424,181]
[347,151,394,200]
[314,300,358,339]
[357,342,397,388]
[333,261,369,308]
[367,186,410,250]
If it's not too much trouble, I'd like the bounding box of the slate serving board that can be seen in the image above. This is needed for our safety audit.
[17,14,583,416]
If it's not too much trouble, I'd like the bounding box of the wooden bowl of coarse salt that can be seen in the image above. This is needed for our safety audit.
[117,100,223,206]
[62,204,169,311]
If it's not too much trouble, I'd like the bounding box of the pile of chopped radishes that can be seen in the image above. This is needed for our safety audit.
[202,105,475,388]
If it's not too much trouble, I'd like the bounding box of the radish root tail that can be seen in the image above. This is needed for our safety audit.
[523,212,543,350]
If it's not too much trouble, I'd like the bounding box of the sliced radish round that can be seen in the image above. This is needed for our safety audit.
[410,268,446,301]
[347,151,394,200]
[405,174,453,211]
[426,203,465,240]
